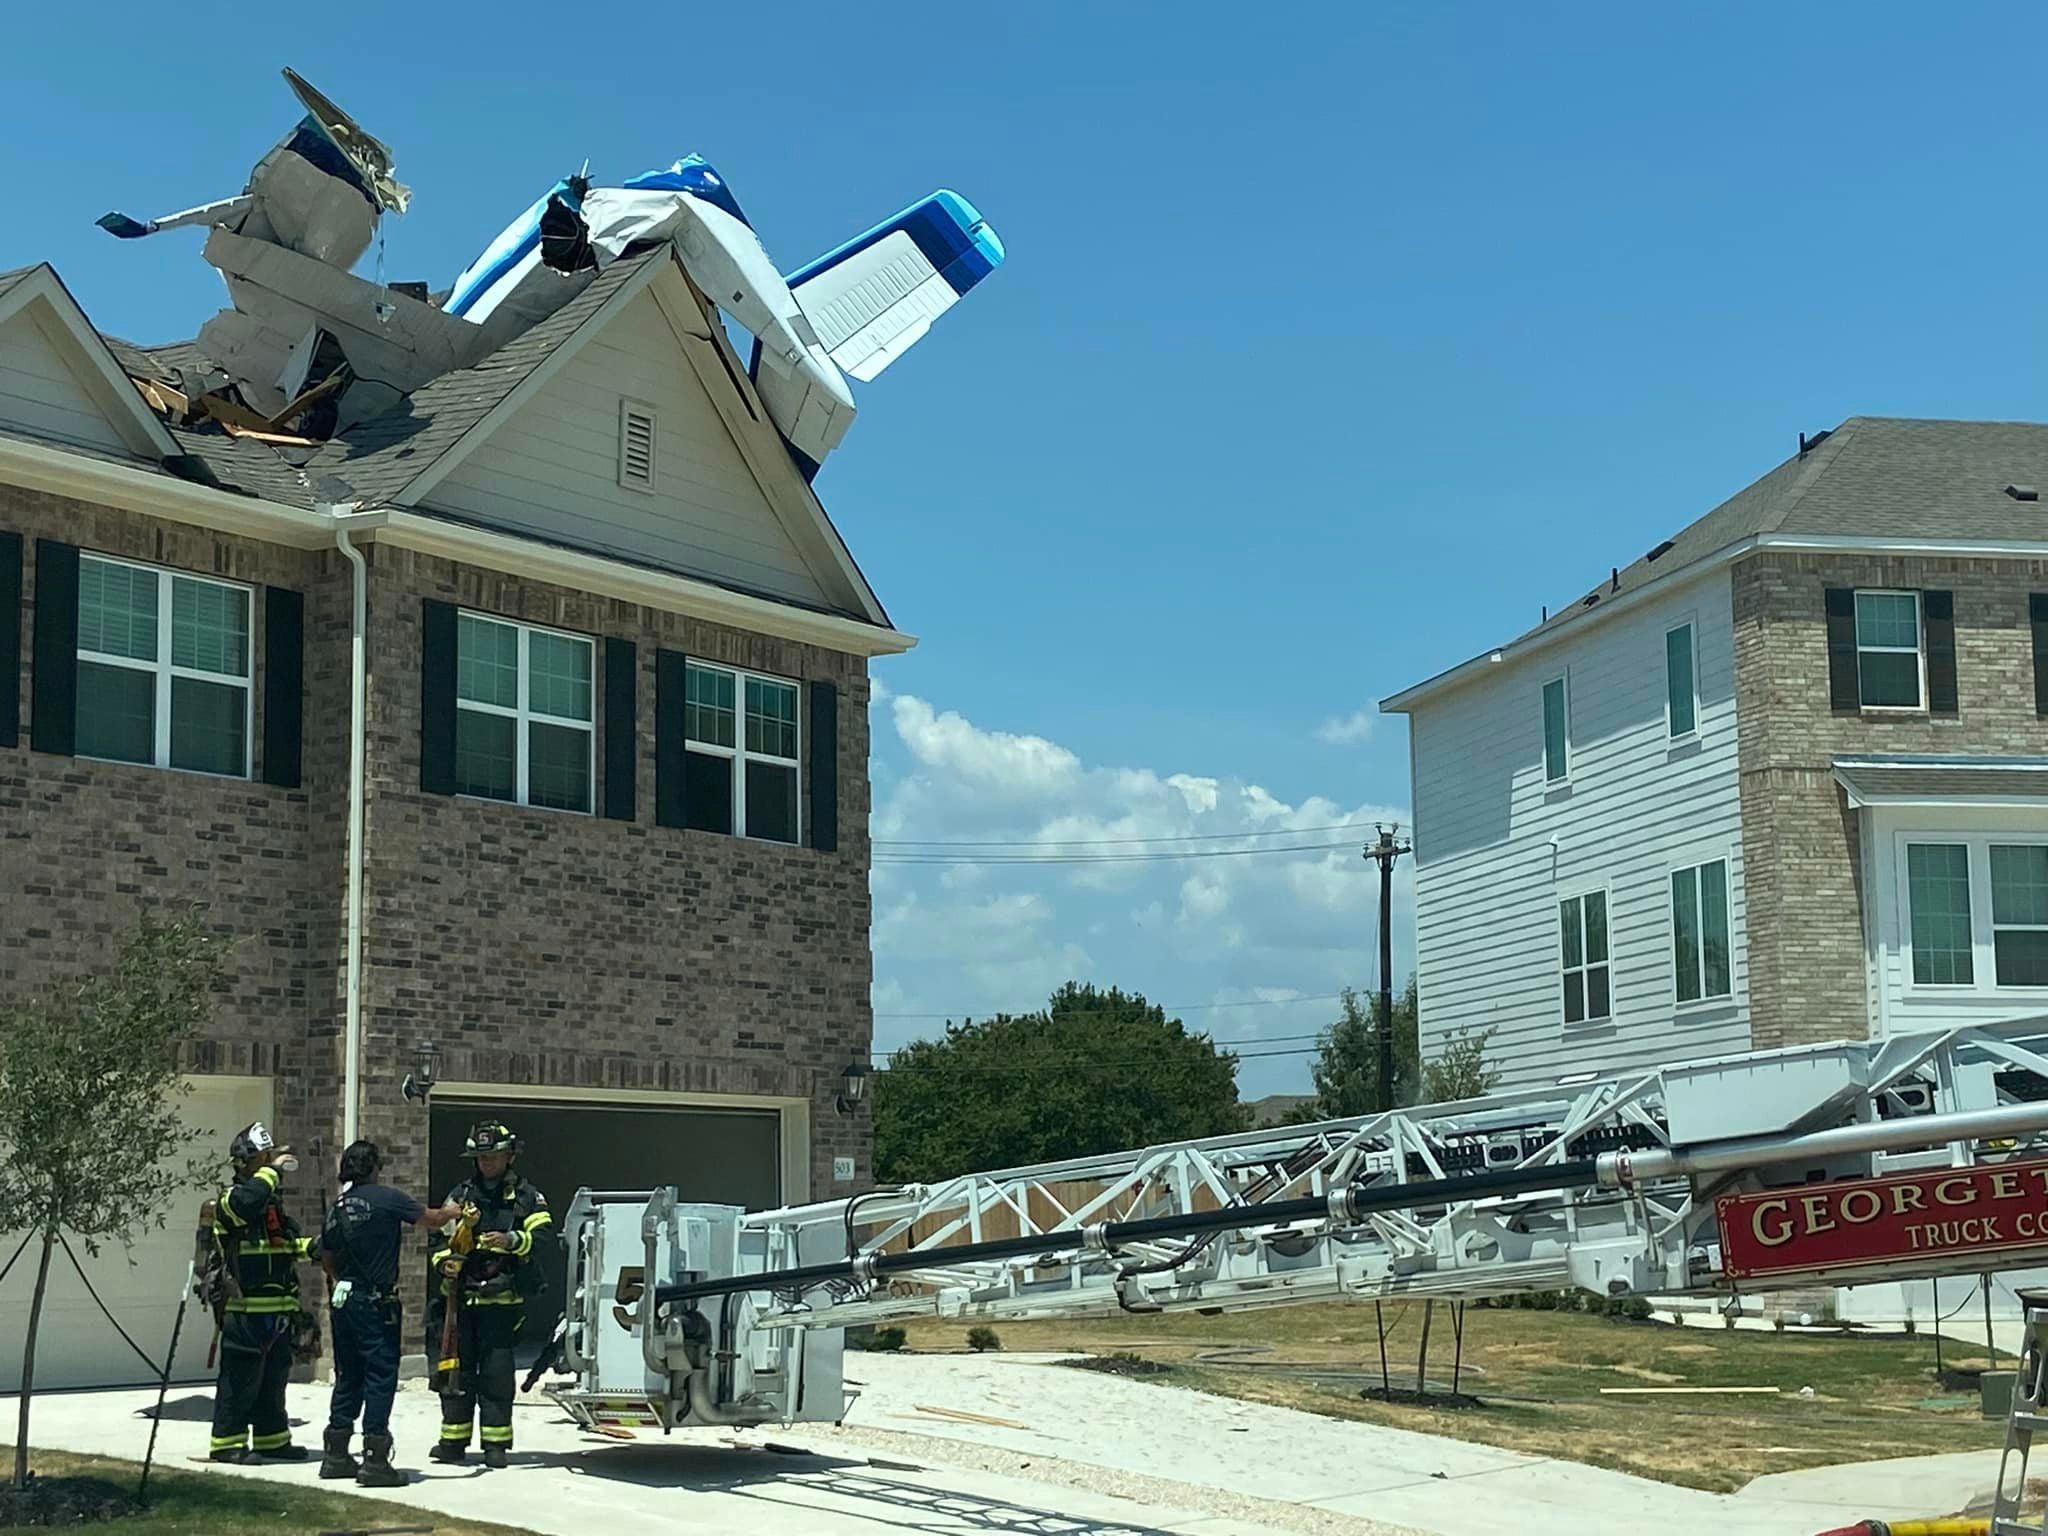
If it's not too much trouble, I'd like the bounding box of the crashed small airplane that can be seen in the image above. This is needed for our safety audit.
[99,68,1003,471]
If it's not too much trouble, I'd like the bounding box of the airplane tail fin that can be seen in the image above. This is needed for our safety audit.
[787,191,1003,383]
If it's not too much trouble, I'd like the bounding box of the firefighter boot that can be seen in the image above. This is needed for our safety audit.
[428,1439,467,1466]
[318,1427,358,1479]
[356,1432,404,1488]
[483,1444,509,1470]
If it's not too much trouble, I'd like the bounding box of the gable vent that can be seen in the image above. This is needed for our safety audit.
[619,401,656,490]
[2006,483,2039,502]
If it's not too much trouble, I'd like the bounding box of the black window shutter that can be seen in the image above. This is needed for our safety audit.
[260,587,304,788]
[1923,589,1957,716]
[1824,587,1859,713]
[603,636,637,822]
[2032,594,2048,718]
[0,531,19,749]
[419,598,457,795]
[30,540,79,756]
[809,679,839,853]
[654,648,688,829]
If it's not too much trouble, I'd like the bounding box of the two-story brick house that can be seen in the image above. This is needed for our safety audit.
[0,250,906,1387]
[1382,417,2048,1096]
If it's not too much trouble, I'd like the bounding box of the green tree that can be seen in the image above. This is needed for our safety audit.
[0,914,227,1489]
[874,983,1250,1182]
[1422,1026,1500,1103]
[1295,978,1420,1120]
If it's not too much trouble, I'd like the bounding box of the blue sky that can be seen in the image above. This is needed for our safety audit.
[7,4,2046,1096]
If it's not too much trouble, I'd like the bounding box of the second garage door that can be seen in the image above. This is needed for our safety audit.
[427,1096,787,1356]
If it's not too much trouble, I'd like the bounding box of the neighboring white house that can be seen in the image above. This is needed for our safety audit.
[1385,561,1749,1090]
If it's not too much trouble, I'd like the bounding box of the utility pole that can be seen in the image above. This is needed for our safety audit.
[1364,824,1412,1111]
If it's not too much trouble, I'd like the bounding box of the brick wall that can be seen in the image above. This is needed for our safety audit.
[1732,550,2048,1046]
[353,543,876,1255]
[3,487,878,1327]
[0,483,346,1240]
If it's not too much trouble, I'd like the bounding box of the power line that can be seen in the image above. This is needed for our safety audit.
[874,1030,1332,1060]
[875,821,1381,850]
[875,839,1366,866]
[875,992,1348,1021]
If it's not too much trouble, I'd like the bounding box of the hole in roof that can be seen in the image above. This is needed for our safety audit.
[2006,483,2039,502]
[1582,593,1600,608]
[1646,540,1676,562]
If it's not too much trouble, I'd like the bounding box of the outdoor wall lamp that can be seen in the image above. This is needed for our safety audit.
[401,1039,441,1105]
[836,1057,871,1116]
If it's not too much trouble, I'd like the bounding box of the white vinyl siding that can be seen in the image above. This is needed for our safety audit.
[0,305,134,455]
[74,554,251,778]
[425,288,834,607]
[453,613,595,814]
[1407,566,1749,1090]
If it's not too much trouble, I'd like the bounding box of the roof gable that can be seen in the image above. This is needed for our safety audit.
[307,250,887,625]
[0,266,178,460]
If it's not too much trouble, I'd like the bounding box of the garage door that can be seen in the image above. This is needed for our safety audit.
[0,1074,272,1392]
[428,1097,784,1358]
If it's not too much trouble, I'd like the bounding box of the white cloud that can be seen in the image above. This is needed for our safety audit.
[1316,709,1376,745]
[869,690,1412,1097]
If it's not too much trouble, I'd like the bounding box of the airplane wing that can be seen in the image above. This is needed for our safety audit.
[786,191,1004,383]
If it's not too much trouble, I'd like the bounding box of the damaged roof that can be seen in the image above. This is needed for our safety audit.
[85,252,662,511]
[1385,416,2048,710]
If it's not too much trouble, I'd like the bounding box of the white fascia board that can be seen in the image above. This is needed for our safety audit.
[0,433,337,546]
[1380,542,1754,714]
[374,509,915,658]
[1381,530,2048,716]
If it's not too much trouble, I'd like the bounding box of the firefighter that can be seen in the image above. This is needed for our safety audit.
[425,1120,552,1468]
[208,1122,316,1463]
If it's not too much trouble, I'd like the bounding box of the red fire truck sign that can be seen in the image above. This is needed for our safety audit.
[1717,1157,2048,1282]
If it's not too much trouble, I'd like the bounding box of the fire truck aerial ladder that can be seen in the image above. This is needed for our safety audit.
[547,1015,2048,1437]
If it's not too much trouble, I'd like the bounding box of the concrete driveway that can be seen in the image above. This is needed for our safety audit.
[5,1352,2003,1536]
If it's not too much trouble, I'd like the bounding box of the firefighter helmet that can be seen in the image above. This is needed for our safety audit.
[229,1122,277,1164]
[463,1120,521,1158]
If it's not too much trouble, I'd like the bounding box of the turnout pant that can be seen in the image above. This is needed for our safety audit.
[439,1303,522,1451]
[211,1312,294,1455]
[329,1292,403,1438]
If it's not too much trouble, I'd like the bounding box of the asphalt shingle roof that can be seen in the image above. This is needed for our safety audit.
[1520,417,2048,644]
[66,252,659,509]
[1835,757,2048,802]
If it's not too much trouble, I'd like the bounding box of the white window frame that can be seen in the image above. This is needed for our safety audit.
[75,551,253,779]
[683,659,804,845]
[1854,589,1926,713]
[1664,617,1699,741]
[1892,832,2048,995]
[1541,672,1570,785]
[1989,842,2048,989]
[1670,855,1734,1006]
[618,398,657,491]
[1558,882,1613,1027]
[454,611,596,815]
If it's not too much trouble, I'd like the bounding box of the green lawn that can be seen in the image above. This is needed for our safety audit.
[899,1302,2014,1493]
[0,1448,533,1535]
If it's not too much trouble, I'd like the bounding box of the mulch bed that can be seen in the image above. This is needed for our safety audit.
[0,1475,138,1529]
[1358,1385,1487,1411]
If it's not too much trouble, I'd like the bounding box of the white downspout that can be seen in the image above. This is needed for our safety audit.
[327,507,385,1145]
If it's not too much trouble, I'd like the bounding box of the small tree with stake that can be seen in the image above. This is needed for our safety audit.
[0,913,226,1492]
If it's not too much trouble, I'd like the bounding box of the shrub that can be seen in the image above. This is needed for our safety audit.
[966,1326,1001,1353]
[853,1326,907,1352]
